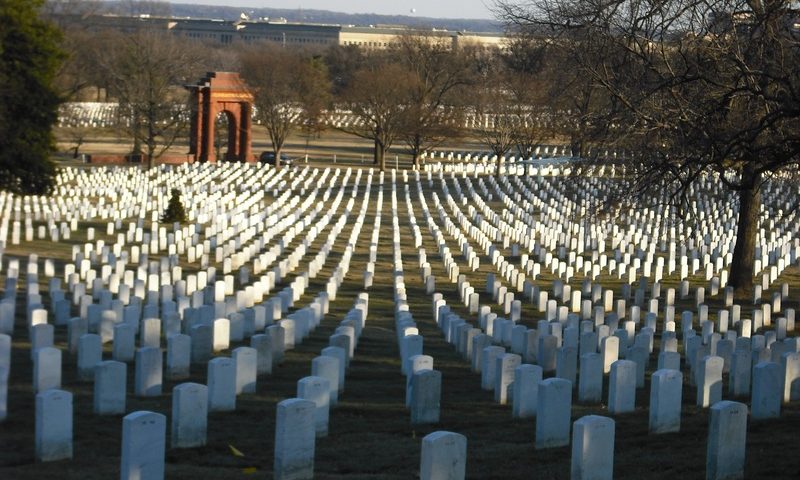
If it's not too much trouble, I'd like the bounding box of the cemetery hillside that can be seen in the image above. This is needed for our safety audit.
[1,1,800,479]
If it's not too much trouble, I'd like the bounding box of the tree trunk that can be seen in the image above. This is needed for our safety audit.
[274,146,282,172]
[412,134,422,170]
[729,175,761,297]
[132,111,143,156]
[373,139,379,165]
[377,145,386,171]
[146,119,155,169]
[570,137,583,158]
[495,153,502,178]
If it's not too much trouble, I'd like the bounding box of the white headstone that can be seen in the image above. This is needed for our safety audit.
[233,346,257,394]
[78,333,102,381]
[494,353,521,404]
[33,346,61,393]
[730,349,752,397]
[212,318,230,352]
[166,334,191,380]
[538,334,558,373]
[120,411,166,480]
[601,336,619,374]
[171,382,208,448]
[556,346,578,386]
[411,369,442,424]
[481,346,505,391]
[190,324,213,364]
[571,415,615,480]
[94,360,126,415]
[321,346,346,393]
[35,389,72,461]
[649,369,682,434]
[312,355,339,406]
[112,324,136,362]
[297,376,331,438]
[250,334,273,375]
[329,333,350,366]
[134,347,162,397]
[30,323,54,358]
[657,351,681,371]
[208,357,236,411]
[751,361,781,420]
[706,401,747,480]
[608,360,636,414]
[274,398,316,480]
[512,364,542,418]
[406,354,434,407]
[781,352,800,402]
[535,378,572,449]
[141,317,161,349]
[420,431,467,480]
[579,352,603,403]
[268,324,286,365]
[697,356,723,408]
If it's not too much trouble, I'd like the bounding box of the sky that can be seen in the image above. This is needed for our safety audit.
[167,0,497,20]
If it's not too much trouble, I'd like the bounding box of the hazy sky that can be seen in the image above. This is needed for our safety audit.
[167,1,497,20]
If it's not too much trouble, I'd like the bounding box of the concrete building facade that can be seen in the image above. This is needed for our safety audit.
[57,13,507,50]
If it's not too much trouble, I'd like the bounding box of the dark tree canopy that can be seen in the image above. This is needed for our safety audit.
[497,0,800,293]
[0,0,64,195]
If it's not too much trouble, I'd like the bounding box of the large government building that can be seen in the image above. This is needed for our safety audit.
[60,13,507,50]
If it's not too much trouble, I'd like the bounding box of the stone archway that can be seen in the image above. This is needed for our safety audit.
[187,72,254,163]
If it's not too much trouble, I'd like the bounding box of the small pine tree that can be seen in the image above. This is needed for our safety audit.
[161,188,187,224]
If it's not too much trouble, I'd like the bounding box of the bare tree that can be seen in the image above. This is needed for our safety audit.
[340,62,414,171]
[66,127,90,159]
[240,45,331,171]
[46,1,106,100]
[394,31,471,169]
[503,27,613,157]
[96,30,203,168]
[504,72,553,158]
[296,56,332,157]
[470,58,519,176]
[324,44,367,97]
[496,0,800,294]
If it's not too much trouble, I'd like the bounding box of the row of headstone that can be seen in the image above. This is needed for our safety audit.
[391,197,442,425]
[273,292,368,479]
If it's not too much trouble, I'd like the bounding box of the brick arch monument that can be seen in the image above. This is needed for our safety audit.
[187,72,255,163]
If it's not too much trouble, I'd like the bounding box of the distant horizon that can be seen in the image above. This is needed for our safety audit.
[164,0,499,20]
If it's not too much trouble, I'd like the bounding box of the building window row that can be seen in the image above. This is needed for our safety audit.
[342,40,397,48]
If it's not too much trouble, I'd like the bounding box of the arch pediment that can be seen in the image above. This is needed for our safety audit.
[187,72,255,163]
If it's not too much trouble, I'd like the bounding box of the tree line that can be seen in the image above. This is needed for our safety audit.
[53,18,589,172]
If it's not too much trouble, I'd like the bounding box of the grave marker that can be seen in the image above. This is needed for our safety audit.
[120,411,166,480]
[420,431,467,480]
[274,398,316,480]
[35,389,72,462]
[571,415,614,480]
